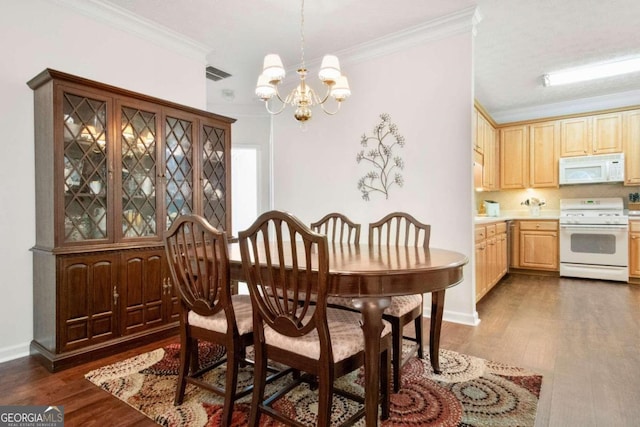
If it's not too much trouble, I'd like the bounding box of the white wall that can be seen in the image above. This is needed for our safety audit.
[0,1,207,361]
[271,31,478,324]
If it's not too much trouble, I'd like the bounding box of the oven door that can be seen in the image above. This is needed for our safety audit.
[559,224,628,266]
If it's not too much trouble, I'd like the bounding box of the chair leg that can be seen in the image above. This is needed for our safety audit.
[316,367,334,427]
[221,345,239,427]
[174,334,192,405]
[249,343,267,427]
[391,318,402,393]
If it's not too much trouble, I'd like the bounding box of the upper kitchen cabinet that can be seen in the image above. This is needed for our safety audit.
[623,109,640,186]
[529,121,560,187]
[560,112,622,157]
[28,69,235,371]
[474,106,499,191]
[500,125,528,189]
[474,108,485,154]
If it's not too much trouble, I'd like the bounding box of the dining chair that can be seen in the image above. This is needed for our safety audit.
[239,210,392,426]
[164,215,256,427]
[369,212,431,392]
[310,212,361,244]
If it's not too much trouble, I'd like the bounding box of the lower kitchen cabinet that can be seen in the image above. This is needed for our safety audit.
[518,220,559,271]
[32,247,178,372]
[630,221,640,281]
[475,222,508,301]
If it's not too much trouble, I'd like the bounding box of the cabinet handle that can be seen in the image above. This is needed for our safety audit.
[163,277,172,295]
[113,286,119,305]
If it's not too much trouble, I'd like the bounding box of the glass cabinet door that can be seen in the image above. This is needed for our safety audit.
[164,115,194,230]
[62,92,108,243]
[201,124,227,231]
[120,106,159,239]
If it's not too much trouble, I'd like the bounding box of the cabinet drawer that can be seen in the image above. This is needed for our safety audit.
[496,222,507,234]
[475,225,486,241]
[519,220,558,231]
[630,221,640,232]
[486,224,497,237]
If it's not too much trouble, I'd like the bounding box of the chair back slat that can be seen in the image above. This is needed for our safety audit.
[240,211,329,339]
[164,215,230,318]
[311,212,361,244]
[369,212,430,248]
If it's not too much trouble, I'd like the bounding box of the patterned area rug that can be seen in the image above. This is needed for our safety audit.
[85,342,542,426]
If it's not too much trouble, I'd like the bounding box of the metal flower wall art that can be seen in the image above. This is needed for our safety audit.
[356,113,405,201]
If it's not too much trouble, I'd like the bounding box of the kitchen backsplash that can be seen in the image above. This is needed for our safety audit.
[476,183,640,213]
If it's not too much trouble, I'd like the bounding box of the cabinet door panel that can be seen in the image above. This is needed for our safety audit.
[500,125,528,189]
[59,255,117,351]
[164,115,195,230]
[520,231,558,270]
[59,88,112,245]
[121,250,165,335]
[623,110,640,185]
[560,117,590,157]
[117,101,162,240]
[529,121,559,187]
[592,113,622,154]
[201,122,229,231]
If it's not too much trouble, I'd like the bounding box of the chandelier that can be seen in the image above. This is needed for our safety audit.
[254,0,351,123]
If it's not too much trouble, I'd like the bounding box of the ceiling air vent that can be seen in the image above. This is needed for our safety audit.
[206,66,231,81]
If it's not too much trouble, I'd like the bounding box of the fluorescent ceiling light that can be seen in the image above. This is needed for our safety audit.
[543,57,640,87]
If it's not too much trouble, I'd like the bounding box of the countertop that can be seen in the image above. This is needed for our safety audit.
[475,210,560,224]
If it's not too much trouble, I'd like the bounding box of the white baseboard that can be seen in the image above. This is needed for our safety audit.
[423,308,481,326]
[0,342,30,364]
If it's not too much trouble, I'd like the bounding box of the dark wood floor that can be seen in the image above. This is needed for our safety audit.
[1,274,639,426]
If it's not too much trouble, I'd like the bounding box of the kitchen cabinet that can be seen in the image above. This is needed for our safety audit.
[475,229,487,302]
[474,108,484,154]
[529,121,560,187]
[482,121,499,190]
[629,221,640,281]
[28,69,234,371]
[560,113,622,157]
[475,222,508,302]
[623,109,640,186]
[518,220,559,271]
[474,107,499,191]
[500,125,528,189]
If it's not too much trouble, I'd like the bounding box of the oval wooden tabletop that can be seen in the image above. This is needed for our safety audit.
[229,242,468,298]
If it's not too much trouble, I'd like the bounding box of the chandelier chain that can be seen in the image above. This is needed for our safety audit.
[300,0,305,69]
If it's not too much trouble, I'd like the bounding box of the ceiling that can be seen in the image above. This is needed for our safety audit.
[101,0,640,123]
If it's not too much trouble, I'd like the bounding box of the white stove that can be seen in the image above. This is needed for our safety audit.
[559,198,629,282]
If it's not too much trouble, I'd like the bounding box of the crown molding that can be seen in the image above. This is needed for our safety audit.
[491,89,640,124]
[51,0,210,63]
[323,6,481,68]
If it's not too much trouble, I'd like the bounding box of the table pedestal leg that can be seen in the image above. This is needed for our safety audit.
[429,290,446,374]
[353,296,391,427]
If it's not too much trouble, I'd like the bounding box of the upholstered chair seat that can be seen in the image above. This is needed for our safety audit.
[263,307,391,361]
[188,294,254,335]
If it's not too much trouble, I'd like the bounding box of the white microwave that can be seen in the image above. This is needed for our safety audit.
[559,153,624,185]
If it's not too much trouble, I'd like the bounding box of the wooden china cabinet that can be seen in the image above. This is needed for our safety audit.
[28,69,235,371]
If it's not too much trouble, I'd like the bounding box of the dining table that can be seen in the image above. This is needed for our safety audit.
[228,242,468,426]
